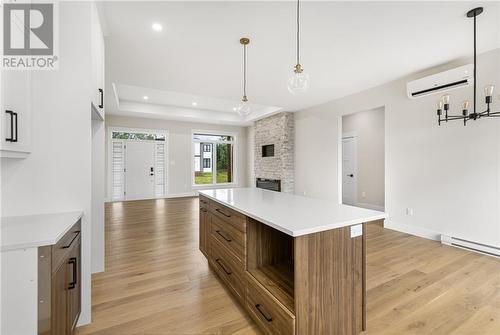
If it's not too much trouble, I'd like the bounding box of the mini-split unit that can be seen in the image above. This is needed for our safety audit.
[406,64,473,99]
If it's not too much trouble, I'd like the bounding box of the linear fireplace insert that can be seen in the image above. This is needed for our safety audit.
[256,178,281,192]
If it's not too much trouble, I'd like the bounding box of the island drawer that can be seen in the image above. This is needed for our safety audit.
[199,195,210,209]
[210,215,245,263]
[210,236,244,301]
[245,274,295,335]
[209,201,246,232]
[52,220,81,272]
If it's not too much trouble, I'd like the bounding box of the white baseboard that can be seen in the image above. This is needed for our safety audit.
[355,202,385,212]
[105,192,197,203]
[384,219,440,241]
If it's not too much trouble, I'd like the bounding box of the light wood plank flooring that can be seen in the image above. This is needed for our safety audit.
[77,197,500,335]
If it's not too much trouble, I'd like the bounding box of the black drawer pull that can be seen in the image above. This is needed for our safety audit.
[215,258,232,275]
[255,304,273,322]
[62,231,80,249]
[215,208,231,218]
[68,257,77,289]
[215,230,232,242]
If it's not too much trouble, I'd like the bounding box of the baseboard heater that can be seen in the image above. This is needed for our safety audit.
[441,235,500,258]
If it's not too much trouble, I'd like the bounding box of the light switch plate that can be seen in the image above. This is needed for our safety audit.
[350,224,363,238]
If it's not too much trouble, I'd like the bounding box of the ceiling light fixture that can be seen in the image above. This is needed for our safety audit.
[235,37,251,117]
[192,102,197,107]
[287,0,309,94]
[436,7,499,126]
[152,23,163,32]
[143,96,149,100]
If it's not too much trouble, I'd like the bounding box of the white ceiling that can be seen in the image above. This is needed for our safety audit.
[102,1,500,125]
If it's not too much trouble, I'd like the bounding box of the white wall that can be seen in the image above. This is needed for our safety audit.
[246,125,255,187]
[342,107,385,210]
[295,49,500,247]
[91,118,105,273]
[105,115,249,199]
[0,2,93,325]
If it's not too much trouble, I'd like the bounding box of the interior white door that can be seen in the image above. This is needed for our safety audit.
[342,137,357,206]
[125,141,155,200]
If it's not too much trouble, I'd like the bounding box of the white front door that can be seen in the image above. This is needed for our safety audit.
[125,141,155,200]
[342,136,357,206]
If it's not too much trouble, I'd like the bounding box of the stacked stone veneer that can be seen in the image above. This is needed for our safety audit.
[254,112,294,193]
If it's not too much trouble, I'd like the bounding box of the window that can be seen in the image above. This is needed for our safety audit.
[193,133,235,185]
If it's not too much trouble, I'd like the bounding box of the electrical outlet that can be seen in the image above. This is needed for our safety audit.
[361,191,366,198]
[350,224,363,238]
[405,208,414,216]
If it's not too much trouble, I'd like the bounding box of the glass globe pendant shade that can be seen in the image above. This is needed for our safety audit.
[287,65,310,94]
[236,97,251,117]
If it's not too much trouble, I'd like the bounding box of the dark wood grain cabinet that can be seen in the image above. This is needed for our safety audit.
[39,220,81,335]
[199,196,369,335]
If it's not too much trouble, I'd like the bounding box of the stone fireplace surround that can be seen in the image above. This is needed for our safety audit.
[254,112,294,193]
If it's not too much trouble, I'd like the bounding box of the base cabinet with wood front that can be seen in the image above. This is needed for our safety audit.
[1,212,83,335]
[199,189,386,335]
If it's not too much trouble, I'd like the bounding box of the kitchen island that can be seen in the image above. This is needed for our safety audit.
[198,188,386,335]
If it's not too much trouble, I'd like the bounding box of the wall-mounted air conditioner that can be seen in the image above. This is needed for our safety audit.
[406,64,473,99]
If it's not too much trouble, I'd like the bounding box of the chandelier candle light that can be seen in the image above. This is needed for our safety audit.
[437,7,499,126]
[287,0,310,94]
[236,37,251,117]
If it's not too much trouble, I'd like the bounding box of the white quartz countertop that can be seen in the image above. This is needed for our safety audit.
[199,188,387,237]
[1,211,83,251]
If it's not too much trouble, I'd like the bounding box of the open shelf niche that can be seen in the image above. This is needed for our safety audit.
[247,218,295,313]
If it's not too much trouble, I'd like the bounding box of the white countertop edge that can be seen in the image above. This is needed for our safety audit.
[200,192,387,237]
[1,211,83,252]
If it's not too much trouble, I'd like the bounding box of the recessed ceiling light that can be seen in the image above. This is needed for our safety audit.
[192,102,198,107]
[233,107,237,111]
[143,96,149,100]
[152,23,163,32]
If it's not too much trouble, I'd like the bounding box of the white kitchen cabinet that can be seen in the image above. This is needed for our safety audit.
[0,69,33,158]
[91,3,105,120]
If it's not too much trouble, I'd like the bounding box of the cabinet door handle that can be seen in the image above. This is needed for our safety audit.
[62,231,80,249]
[215,258,232,275]
[255,304,273,322]
[68,257,77,289]
[13,112,18,142]
[215,230,232,242]
[5,110,15,142]
[98,88,104,108]
[215,208,231,218]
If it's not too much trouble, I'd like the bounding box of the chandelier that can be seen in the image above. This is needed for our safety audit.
[287,0,310,94]
[437,7,499,126]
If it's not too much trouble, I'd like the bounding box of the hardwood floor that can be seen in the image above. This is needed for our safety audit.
[77,197,500,335]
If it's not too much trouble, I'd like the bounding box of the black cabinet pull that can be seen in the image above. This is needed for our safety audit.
[5,110,17,142]
[98,88,104,108]
[215,230,232,242]
[255,304,273,322]
[13,112,18,142]
[215,258,232,275]
[215,208,231,218]
[68,257,77,289]
[62,231,80,249]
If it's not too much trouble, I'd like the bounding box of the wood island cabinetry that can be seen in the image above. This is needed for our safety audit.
[199,190,385,335]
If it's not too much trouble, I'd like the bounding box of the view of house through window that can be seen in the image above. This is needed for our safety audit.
[193,133,234,185]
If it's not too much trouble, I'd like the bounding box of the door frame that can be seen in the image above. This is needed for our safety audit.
[341,132,358,206]
[107,126,168,201]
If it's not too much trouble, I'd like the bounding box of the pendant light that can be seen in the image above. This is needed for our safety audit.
[436,7,499,126]
[235,37,251,117]
[287,0,310,94]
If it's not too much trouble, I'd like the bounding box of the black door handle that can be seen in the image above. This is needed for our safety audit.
[98,88,104,108]
[68,257,77,289]
[348,174,354,177]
